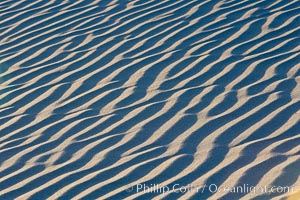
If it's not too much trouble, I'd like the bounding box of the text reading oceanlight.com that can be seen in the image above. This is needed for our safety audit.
[127,183,294,196]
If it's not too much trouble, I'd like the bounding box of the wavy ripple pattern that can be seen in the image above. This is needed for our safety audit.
[0,0,300,199]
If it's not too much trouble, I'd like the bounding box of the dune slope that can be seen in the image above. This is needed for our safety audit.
[0,0,299,199]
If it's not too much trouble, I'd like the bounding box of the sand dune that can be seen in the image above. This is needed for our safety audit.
[0,0,299,199]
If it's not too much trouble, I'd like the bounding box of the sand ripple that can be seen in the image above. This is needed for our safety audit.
[0,0,299,199]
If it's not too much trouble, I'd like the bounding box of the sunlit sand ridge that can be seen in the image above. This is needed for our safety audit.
[0,0,299,199]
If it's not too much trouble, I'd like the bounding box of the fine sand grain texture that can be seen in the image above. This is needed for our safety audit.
[0,0,300,199]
